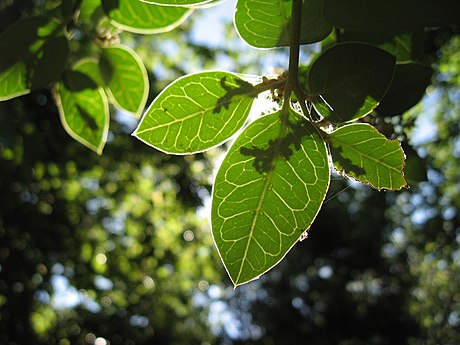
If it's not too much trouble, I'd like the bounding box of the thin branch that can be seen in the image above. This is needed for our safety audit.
[284,0,303,102]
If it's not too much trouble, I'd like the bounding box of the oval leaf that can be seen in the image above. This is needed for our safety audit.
[306,42,396,123]
[101,46,149,116]
[376,63,433,117]
[133,71,257,154]
[235,0,332,49]
[141,0,212,6]
[102,0,192,34]
[55,63,110,154]
[327,123,407,190]
[212,109,330,286]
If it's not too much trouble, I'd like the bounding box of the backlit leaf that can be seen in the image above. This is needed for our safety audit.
[0,16,63,100]
[0,63,30,101]
[133,71,257,154]
[101,46,148,116]
[327,123,407,190]
[305,43,396,123]
[235,0,331,49]
[102,0,192,34]
[212,109,330,286]
[141,0,212,6]
[55,62,110,154]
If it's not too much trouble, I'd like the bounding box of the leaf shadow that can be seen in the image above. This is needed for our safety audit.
[239,117,311,174]
[329,145,366,177]
[213,76,256,114]
[62,71,98,92]
[76,105,99,131]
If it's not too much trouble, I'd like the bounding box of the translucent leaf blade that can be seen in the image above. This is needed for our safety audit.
[211,109,330,286]
[235,0,331,49]
[100,45,149,116]
[102,0,192,34]
[306,42,396,123]
[141,0,212,6]
[0,63,30,101]
[133,71,257,154]
[56,64,110,154]
[327,123,407,190]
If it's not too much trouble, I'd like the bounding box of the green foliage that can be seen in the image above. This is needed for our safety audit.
[56,62,110,154]
[0,0,456,288]
[133,71,257,154]
[305,42,396,123]
[234,0,331,48]
[102,0,192,34]
[212,109,329,286]
[327,123,407,190]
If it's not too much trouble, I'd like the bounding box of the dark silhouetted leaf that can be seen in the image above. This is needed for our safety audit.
[377,63,433,117]
[305,42,396,123]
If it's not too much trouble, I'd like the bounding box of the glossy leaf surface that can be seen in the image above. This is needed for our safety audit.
[306,43,396,123]
[212,109,330,286]
[134,71,257,154]
[328,123,407,190]
[56,63,109,154]
[102,0,192,34]
[235,0,331,49]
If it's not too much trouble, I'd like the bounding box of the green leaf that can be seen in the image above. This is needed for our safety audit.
[0,16,50,73]
[324,0,460,33]
[75,46,148,116]
[141,0,212,6]
[0,63,30,101]
[31,35,70,90]
[377,63,433,117]
[102,46,149,116]
[211,109,330,286]
[235,0,332,49]
[0,16,68,100]
[56,62,110,154]
[133,71,257,154]
[306,42,396,123]
[79,0,105,22]
[327,123,407,190]
[101,0,192,34]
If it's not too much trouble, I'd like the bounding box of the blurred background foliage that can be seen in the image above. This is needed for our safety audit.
[0,0,459,344]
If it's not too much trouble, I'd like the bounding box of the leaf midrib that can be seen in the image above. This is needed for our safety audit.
[235,111,289,285]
